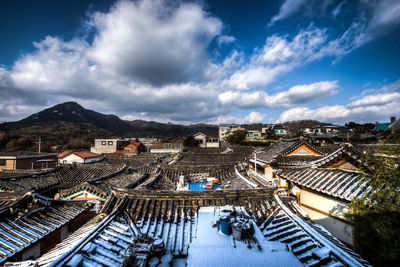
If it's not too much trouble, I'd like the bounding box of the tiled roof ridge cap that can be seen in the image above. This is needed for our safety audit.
[274,194,370,267]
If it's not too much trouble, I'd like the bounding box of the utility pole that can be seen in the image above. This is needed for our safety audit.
[35,137,42,153]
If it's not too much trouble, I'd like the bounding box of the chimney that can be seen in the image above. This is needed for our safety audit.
[390,116,396,123]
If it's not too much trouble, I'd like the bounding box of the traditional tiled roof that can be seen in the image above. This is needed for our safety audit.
[310,144,364,169]
[0,194,90,264]
[59,171,148,200]
[11,221,98,266]
[56,164,126,185]
[255,139,299,163]
[49,190,370,267]
[49,199,138,267]
[261,195,371,267]
[0,170,60,193]
[276,168,370,201]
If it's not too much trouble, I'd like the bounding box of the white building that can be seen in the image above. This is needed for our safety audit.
[90,138,129,154]
[193,132,220,148]
[57,151,102,164]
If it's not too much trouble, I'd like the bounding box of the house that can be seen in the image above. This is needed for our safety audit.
[373,116,398,132]
[0,152,57,172]
[219,124,245,140]
[90,138,130,154]
[246,139,369,246]
[46,190,370,267]
[151,137,185,153]
[0,193,92,264]
[57,151,102,164]
[124,142,146,154]
[193,132,220,148]
[307,125,352,144]
[272,125,288,135]
[245,129,262,141]
[261,125,288,136]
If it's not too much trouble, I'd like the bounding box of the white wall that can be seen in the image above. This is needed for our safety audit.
[206,142,220,148]
[59,154,101,164]
[299,189,353,246]
[59,154,84,164]
[151,149,181,153]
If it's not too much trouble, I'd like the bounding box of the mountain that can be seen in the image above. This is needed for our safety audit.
[0,102,218,151]
[124,120,218,138]
[16,102,132,135]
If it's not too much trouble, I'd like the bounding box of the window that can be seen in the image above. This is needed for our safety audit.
[101,141,106,145]
[108,141,113,146]
[63,160,67,164]
[0,159,6,166]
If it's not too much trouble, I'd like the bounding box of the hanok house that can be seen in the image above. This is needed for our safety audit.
[57,151,102,165]
[90,138,130,154]
[0,193,92,264]
[39,189,370,267]
[124,142,146,155]
[275,143,367,247]
[0,152,57,172]
[193,132,220,148]
[246,139,368,246]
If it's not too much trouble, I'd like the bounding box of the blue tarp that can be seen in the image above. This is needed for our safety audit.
[189,182,220,191]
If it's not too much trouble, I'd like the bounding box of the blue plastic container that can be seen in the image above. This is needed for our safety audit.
[219,216,233,235]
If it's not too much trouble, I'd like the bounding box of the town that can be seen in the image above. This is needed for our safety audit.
[0,102,398,266]
[1,0,399,266]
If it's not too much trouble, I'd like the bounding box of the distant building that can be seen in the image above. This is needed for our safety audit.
[151,137,185,153]
[0,152,57,172]
[308,125,352,144]
[193,132,220,147]
[245,129,262,141]
[124,142,146,155]
[218,124,245,140]
[90,138,130,154]
[272,125,288,135]
[57,151,102,164]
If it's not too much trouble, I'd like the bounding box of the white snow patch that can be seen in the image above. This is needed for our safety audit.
[186,206,302,267]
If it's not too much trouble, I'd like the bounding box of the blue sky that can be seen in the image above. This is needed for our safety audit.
[0,0,399,125]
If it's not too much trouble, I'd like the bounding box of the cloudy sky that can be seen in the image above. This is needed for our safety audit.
[1,0,399,124]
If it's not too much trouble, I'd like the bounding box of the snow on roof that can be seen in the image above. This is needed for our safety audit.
[187,206,302,267]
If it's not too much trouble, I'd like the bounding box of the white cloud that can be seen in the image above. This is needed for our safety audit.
[217,35,236,46]
[210,111,267,125]
[227,27,328,90]
[1,0,398,125]
[219,80,338,108]
[270,0,400,57]
[86,0,222,85]
[269,0,307,25]
[277,79,400,123]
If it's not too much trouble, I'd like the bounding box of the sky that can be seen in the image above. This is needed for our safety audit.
[0,0,400,125]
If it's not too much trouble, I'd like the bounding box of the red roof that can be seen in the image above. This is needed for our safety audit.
[58,150,101,159]
[114,150,125,154]
[57,150,73,158]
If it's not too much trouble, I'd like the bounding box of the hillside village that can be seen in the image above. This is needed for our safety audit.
[0,103,398,266]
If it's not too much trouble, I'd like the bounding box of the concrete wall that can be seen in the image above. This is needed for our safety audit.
[90,139,118,154]
[299,189,353,246]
